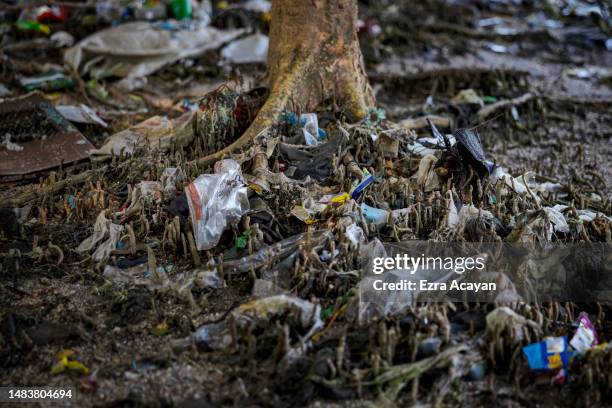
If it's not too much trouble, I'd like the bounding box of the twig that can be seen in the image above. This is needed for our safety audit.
[399,115,452,130]
[311,344,469,390]
[67,64,93,107]
[0,166,107,208]
[312,303,348,342]
[477,93,535,122]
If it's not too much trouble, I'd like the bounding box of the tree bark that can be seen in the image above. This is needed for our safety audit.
[195,0,374,166]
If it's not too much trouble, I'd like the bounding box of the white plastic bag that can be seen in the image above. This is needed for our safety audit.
[185,159,249,250]
[161,167,185,195]
[56,104,108,127]
[220,33,269,64]
[301,113,320,145]
[77,211,124,262]
[65,21,244,79]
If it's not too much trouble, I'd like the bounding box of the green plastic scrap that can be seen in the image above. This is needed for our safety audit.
[364,107,386,126]
[235,230,251,249]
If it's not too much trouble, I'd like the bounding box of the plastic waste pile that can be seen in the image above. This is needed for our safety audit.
[44,81,608,390]
[0,0,611,404]
[1,77,610,403]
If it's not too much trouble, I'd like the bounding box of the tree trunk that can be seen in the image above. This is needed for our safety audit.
[195,0,374,166]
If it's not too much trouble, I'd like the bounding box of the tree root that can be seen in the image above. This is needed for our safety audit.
[477,92,535,122]
[190,55,315,168]
[190,0,375,169]
[0,167,106,208]
[190,56,374,168]
[311,345,472,403]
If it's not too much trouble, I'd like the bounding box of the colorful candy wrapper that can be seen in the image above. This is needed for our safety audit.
[570,312,598,353]
[523,336,572,371]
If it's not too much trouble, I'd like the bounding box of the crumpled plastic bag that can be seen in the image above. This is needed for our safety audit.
[89,111,195,159]
[279,131,348,182]
[220,33,268,64]
[492,168,542,205]
[77,211,124,262]
[185,159,249,250]
[415,154,440,191]
[76,211,109,252]
[507,206,569,243]
[103,263,149,285]
[300,113,321,145]
[543,206,569,236]
[407,134,457,157]
[345,223,366,246]
[121,181,163,216]
[92,223,123,262]
[452,88,484,107]
[104,263,221,301]
[65,21,243,79]
[453,204,506,240]
[354,239,455,320]
[161,167,185,195]
[175,295,323,361]
[138,181,163,200]
[56,104,108,127]
[242,0,271,12]
[486,306,541,344]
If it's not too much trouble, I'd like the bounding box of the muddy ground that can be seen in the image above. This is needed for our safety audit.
[1,1,611,407]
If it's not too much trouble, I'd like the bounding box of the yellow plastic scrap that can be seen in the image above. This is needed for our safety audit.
[547,353,562,369]
[248,183,263,195]
[151,321,169,336]
[589,342,609,353]
[236,295,315,324]
[291,205,318,224]
[291,193,350,224]
[43,92,62,100]
[51,349,90,375]
[238,297,286,317]
[329,193,350,205]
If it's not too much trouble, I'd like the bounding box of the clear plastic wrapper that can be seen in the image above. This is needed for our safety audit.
[185,159,249,250]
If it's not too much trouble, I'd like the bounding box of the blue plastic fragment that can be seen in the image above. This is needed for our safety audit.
[282,112,299,126]
[468,363,487,381]
[522,336,573,371]
[360,203,388,224]
[350,169,374,199]
[67,195,77,209]
[283,112,326,140]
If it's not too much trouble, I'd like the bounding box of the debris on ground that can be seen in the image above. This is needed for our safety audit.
[220,32,269,65]
[65,21,244,83]
[0,93,94,177]
[57,104,108,127]
[186,159,249,250]
[0,0,611,406]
